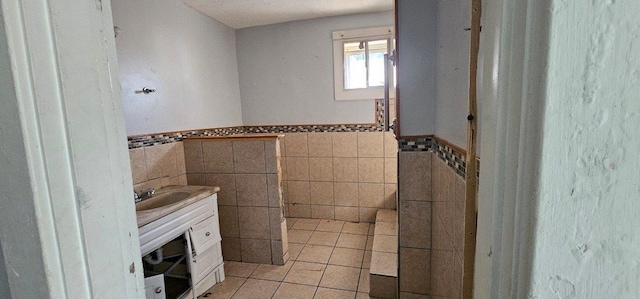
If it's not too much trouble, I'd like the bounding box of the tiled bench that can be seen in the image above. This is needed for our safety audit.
[370,209,398,299]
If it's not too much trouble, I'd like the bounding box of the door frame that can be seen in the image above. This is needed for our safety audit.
[474,0,551,297]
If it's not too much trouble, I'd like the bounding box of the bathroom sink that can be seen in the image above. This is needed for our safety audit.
[135,191,192,211]
[135,185,220,227]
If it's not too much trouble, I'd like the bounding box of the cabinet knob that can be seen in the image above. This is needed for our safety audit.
[155,287,162,294]
[205,232,210,237]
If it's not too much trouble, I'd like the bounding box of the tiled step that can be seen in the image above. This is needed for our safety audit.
[370,209,398,299]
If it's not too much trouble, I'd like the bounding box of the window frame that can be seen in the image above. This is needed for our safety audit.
[332,26,395,101]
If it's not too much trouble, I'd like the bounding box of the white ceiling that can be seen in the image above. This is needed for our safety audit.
[182,0,394,29]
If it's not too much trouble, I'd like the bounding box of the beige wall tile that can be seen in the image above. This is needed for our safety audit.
[399,201,431,249]
[218,205,239,238]
[202,141,234,173]
[385,158,398,183]
[233,140,266,173]
[280,157,288,180]
[333,157,358,182]
[431,250,455,297]
[370,251,397,277]
[399,247,430,295]
[332,132,358,157]
[309,157,334,181]
[432,156,455,202]
[454,202,464,254]
[398,152,432,201]
[308,133,333,157]
[310,181,334,205]
[238,206,270,239]
[205,173,236,206]
[372,235,397,253]
[186,174,205,185]
[358,158,385,183]
[335,182,359,207]
[236,174,268,207]
[335,206,359,222]
[145,143,177,180]
[311,205,335,219]
[357,132,384,157]
[434,201,455,241]
[286,157,309,181]
[384,184,397,209]
[287,181,310,204]
[183,141,203,173]
[284,133,309,157]
[432,213,454,250]
[370,275,398,298]
[278,136,286,156]
[241,239,272,264]
[177,174,188,185]
[399,292,429,298]
[384,131,398,158]
[265,140,279,174]
[129,148,147,184]
[359,207,377,223]
[221,237,241,261]
[453,253,463,298]
[175,142,186,175]
[269,208,285,240]
[266,174,282,208]
[455,175,466,212]
[359,183,385,208]
[271,241,286,265]
[288,204,311,218]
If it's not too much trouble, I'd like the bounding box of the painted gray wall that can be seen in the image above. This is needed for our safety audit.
[111,0,243,136]
[434,0,470,148]
[396,0,437,136]
[236,11,394,125]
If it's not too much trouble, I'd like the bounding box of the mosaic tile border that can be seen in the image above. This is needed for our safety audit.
[398,136,479,178]
[398,136,433,152]
[128,124,383,149]
[375,99,385,127]
[432,138,467,177]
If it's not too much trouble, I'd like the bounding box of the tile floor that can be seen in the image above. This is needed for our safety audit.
[200,218,375,299]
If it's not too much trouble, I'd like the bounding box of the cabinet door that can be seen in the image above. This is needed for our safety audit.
[144,274,166,299]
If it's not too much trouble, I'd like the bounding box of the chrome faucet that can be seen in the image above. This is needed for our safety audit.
[134,188,155,203]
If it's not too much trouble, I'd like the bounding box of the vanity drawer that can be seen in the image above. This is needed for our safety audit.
[189,216,221,255]
[191,242,223,286]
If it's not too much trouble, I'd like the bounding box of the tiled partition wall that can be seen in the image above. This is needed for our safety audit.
[281,131,398,223]
[397,137,466,298]
[129,141,188,188]
[182,137,288,266]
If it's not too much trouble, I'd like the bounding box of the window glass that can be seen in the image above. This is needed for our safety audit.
[367,39,388,87]
[344,41,367,89]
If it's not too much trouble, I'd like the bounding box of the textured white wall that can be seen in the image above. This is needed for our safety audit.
[396,0,437,137]
[236,11,393,126]
[112,0,243,135]
[531,1,640,297]
[434,0,470,148]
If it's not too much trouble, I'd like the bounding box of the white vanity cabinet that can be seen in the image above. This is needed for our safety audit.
[184,199,225,297]
[139,192,225,299]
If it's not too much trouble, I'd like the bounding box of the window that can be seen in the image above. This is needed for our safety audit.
[333,26,395,101]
